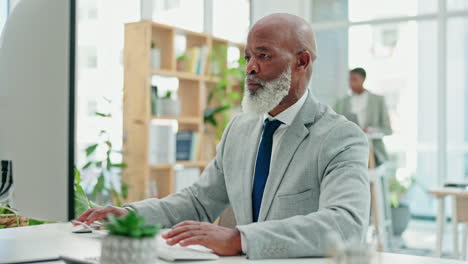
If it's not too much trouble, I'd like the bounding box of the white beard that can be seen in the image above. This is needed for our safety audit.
[241,66,292,116]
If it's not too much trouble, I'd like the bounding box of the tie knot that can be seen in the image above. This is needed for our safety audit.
[262,119,283,138]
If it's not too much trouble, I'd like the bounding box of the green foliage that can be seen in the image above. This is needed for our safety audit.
[28,219,50,226]
[176,54,186,61]
[76,102,129,215]
[205,53,246,141]
[105,211,160,238]
[388,170,415,208]
[74,168,92,216]
[164,91,173,99]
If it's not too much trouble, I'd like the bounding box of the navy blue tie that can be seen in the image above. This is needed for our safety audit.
[252,119,283,222]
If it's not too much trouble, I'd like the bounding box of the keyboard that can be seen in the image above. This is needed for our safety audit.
[158,246,219,261]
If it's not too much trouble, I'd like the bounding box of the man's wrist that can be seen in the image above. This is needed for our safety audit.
[235,227,247,254]
[233,228,243,255]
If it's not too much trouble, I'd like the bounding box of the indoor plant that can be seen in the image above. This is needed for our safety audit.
[204,55,246,141]
[389,169,414,236]
[101,210,160,264]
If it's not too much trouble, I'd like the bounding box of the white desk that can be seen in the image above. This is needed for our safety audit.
[0,223,464,264]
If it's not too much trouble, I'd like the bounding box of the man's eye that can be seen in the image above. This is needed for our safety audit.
[260,54,270,59]
[244,56,250,62]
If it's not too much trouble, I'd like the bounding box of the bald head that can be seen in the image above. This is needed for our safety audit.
[251,13,317,64]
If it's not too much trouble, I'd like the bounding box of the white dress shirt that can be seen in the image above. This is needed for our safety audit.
[240,89,309,252]
[350,90,368,128]
[261,89,309,174]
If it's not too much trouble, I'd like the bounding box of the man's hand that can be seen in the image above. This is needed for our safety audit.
[162,221,242,256]
[73,206,129,226]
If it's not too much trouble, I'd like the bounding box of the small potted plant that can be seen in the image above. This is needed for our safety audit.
[176,54,186,72]
[101,211,160,264]
[389,169,414,236]
[156,91,180,117]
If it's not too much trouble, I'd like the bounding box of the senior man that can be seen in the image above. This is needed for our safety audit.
[76,13,370,259]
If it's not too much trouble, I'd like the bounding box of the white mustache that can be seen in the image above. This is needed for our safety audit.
[245,75,266,86]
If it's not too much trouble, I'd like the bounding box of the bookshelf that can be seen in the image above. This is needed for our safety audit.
[123,21,245,202]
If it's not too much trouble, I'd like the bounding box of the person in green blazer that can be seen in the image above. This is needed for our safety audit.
[334,68,392,166]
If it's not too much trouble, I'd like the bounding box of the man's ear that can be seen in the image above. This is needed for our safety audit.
[296,51,311,72]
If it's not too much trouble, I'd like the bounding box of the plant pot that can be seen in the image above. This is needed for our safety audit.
[156,98,180,117]
[391,203,411,236]
[176,59,185,72]
[101,235,157,264]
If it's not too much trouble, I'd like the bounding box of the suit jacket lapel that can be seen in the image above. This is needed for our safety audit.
[240,116,263,224]
[257,94,318,221]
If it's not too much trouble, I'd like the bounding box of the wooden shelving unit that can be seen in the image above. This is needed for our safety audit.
[123,21,244,202]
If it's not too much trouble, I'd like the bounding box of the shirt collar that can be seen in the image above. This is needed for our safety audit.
[351,89,368,97]
[264,89,309,126]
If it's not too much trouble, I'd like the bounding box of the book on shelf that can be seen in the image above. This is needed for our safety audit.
[148,120,176,165]
[175,167,201,192]
[176,131,200,161]
[184,46,208,75]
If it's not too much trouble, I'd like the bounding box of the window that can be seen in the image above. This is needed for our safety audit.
[348,21,438,216]
[213,0,250,43]
[312,0,466,217]
[78,46,98,69]
[446,17,468,182]
[76,0,140,188]
[348,0,437,22]
[448,0,468,11]
[312,0,437,23]
[151,0,204,32]
[78,0,98,22]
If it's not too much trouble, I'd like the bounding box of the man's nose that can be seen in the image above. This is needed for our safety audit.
[246,59,259,75]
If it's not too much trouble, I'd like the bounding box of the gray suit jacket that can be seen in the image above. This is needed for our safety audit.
[334,91,392,164]
[127,94,370,259]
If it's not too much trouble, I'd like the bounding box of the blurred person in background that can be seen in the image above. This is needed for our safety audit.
[335,67,392,166]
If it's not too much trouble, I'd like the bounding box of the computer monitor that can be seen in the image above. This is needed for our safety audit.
[0,0,76,221]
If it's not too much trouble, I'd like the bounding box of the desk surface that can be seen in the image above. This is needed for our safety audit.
[429,187,468,197]
[0,223,464,264]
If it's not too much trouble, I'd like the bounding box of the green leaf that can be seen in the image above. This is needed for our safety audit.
[85,144,98,157]
[29,219,49,226]
[91,173,105,200]
[74,167,81,185]
[0,225,4,229]
[111,163,127,168]
[95,112,111,118]
[95,161,103,168]
[104,211,159,238]
[121,183,129,200]
[74,183,90,217]
[82,161,93,170]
